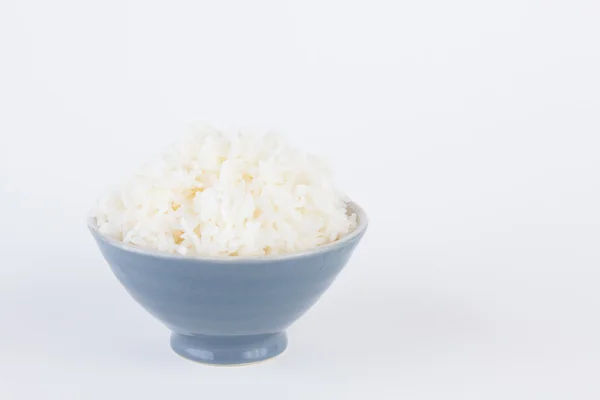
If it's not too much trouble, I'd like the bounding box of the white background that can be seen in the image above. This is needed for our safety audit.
[1,0,599,398]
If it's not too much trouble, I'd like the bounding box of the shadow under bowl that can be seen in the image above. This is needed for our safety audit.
[89,202,368,365]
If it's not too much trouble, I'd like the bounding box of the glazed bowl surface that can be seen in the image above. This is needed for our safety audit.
[89,202,367,365]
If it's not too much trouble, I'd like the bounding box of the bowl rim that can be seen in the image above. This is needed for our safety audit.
[88,201,368,263]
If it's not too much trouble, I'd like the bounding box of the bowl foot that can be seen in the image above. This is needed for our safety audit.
[170,332,287,365]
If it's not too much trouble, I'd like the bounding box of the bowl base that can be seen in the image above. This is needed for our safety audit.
[170,332,287,365]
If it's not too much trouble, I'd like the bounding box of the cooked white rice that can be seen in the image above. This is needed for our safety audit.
[93,127,356,257]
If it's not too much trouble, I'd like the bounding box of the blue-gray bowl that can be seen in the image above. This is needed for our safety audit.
[89,202,367,365]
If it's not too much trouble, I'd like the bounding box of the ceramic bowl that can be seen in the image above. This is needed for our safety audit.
[89,202,367,365]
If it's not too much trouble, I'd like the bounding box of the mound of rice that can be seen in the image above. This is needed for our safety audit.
[93,127,356,257]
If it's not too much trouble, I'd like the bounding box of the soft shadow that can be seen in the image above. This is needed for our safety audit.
[280,285,490,370]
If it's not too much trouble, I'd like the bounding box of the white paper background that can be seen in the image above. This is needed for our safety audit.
[1,0,599,398]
